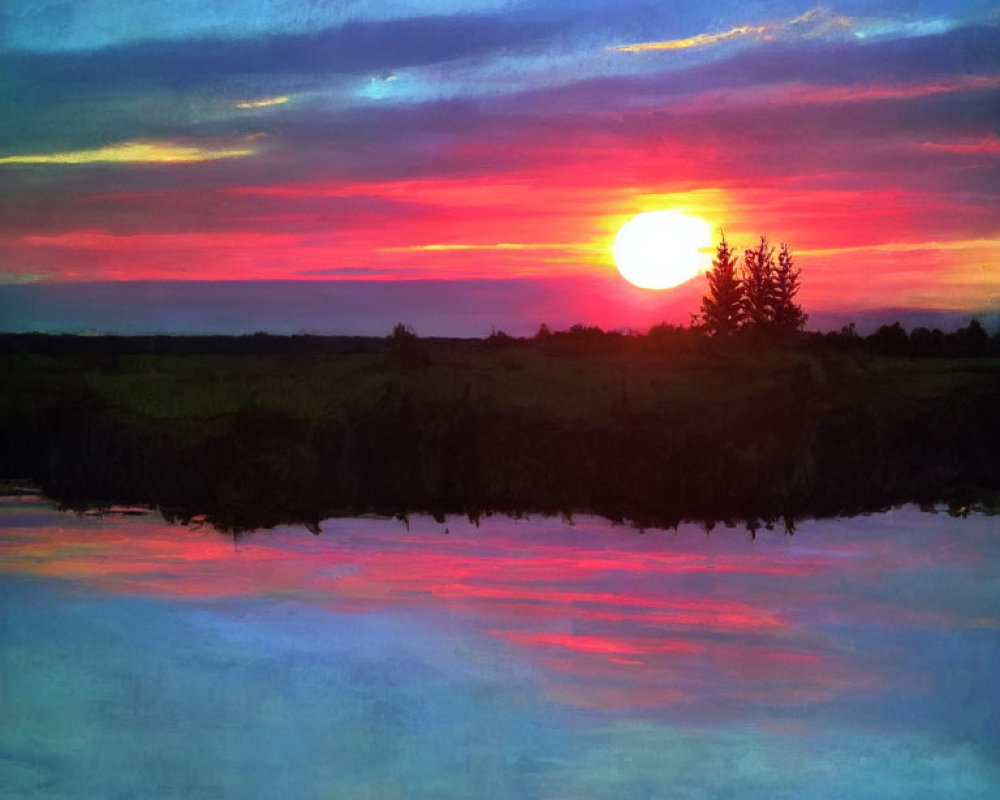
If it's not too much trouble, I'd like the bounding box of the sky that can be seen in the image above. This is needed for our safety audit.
[1,0,998,335]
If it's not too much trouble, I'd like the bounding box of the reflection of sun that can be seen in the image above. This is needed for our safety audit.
[612,210,713,289]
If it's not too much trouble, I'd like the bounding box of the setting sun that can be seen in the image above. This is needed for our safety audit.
[613,210,713,290]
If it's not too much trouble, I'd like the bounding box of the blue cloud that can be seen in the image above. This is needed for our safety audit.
[1,0,519,52]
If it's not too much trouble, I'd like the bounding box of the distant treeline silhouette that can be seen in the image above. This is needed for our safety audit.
[3,317,996,359]
[859,319,994,357]
[481,316,999,359]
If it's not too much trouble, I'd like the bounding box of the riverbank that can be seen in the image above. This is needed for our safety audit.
[2,329,998,530]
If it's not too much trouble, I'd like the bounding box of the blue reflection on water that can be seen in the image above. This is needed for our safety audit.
[1,500,999,799]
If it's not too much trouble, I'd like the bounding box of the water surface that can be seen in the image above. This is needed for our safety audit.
[2,498,998,798]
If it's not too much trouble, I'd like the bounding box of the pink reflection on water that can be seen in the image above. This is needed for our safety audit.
[0,502,980,715]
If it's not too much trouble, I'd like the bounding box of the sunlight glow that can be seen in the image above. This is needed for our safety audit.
[612,211,713,290]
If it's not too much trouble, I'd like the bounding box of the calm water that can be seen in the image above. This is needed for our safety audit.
[1,497,999,799]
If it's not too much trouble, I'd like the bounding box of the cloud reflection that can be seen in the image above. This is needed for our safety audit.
[1,500,997,719]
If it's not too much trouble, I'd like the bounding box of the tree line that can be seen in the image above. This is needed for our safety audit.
[699,234,806,336]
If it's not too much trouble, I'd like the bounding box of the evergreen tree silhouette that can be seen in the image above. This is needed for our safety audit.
[772,242,807,331]
[742,236,777,328]
[699,233,744,335]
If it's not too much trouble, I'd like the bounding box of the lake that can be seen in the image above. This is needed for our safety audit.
[2,496,998,798]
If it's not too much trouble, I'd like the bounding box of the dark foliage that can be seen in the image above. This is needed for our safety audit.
[699,234,744,336]
[0,333,386,356]
[741,236,777,328]
[699,233,805,335]
[866,319,995,357]
[772,243,807,331]
[2,330,997,532]
[385,322,427,368]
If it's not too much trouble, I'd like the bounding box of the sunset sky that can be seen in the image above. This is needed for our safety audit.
[1,0,997,335]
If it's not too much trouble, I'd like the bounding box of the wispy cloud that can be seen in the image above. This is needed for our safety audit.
[610,6,960,56]
[378,242,591,253]
[785,7,855,38]
[17,229,303,250]
[919,136,1000,155]
[799,237,1000,258]
[608,7,845,54]
[232,96,291,110]
[610,25,766,53]
[0,272,49,285]
[0,139,260,165]
[797,74,1000,102]
[666,74,1000,113]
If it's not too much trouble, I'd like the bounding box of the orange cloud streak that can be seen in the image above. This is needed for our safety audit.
[0,139,259,165]
[611,25,766,53]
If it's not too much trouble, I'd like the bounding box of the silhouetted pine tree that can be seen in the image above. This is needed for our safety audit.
[699,234,744,335]
[742,236,777,328]
[772,242,807,331]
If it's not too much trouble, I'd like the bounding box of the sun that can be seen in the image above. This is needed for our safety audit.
[612,210,713,290]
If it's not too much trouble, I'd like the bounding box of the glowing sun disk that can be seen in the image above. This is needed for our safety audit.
[613,211,713,290]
